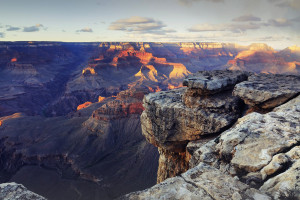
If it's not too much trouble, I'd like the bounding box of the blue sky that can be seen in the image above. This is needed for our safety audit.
[0,0,299,49]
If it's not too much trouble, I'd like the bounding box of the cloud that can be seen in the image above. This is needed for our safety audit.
[109,16,176,35]
[266,18,292,27]
[188,22,260,33]
[232,14,261,22]
[254,35,291,42]
[23,24,45,32]
[6,26,21,31]
[179,0,224,6]
[76,27,93,32]
[268,0,300,10]
[291,16,300,22]
[0,32,4,38]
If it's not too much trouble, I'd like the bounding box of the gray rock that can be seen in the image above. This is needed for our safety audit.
[122,163,271,200]
[260,159,300,200]
[216,95,300,172]
[141,88,241,150]
[233,73,300,109]
[182,70,249,95]
[0,182,46,200]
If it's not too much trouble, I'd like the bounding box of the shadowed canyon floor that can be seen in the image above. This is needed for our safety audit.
[0,42,299,200]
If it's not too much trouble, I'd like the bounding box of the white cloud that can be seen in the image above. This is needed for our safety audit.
[232,14,261,22]
[23,24,45,32]
[76,27,93,32]
[109,16,176,35]
[6,26,21,31]
[269,0,300,10]
[266,18,292,27]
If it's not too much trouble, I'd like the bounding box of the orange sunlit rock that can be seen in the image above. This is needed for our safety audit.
[0,113,23,127]
[94,55,104,61]
[111,49,154,65]
[155,86,162,92]
[82,67,96,75]
[11,58,17,62]
[98,96,106,102]
[154,57,167,63]
[168,63,191,79]
[135,65,158,82]
[77,102,92,110]
[147,87,155,93]
[168,83,183,90]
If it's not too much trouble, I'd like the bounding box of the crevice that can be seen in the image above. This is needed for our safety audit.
[179,174,216,200]
[263,160,294,183]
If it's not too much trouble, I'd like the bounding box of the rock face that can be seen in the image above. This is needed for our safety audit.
[0,182,46,200]
[233,73,300,109]
[141,70,249,182]
[126,70,300,199]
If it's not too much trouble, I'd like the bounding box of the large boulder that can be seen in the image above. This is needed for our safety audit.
[233,73,300,109]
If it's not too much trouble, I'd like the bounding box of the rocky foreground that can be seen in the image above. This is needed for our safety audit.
[0,182,46,200]
[122,70,300,200]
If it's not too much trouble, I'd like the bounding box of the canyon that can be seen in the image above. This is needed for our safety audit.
[0,42,299,200]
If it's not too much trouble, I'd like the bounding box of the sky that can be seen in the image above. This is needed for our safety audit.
[0,0,299,49]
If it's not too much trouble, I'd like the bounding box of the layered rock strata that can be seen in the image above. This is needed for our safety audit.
[141,70,249,183]
[125,70,300,199]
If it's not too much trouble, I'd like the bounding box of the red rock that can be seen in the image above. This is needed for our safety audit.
[77,102,92,110]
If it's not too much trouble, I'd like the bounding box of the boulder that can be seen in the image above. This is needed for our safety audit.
[142,88,241,151]
[233,73,300,109]
[183,70,249,95]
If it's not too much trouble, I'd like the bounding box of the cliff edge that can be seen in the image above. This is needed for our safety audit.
[122,70,300,200]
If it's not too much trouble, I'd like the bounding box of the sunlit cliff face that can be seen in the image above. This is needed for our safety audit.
[98,96,106,102]
[167,83,183,90]
[0,113,23,127]
[82,67,96,75]
[77,102,92,110]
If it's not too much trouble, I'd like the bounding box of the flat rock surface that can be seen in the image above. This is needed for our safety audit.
[216,95,300,172]
[192,95,300,199]
[233,73,300,109]
[121,163,270,200]
[182,70,249,95]
[0,182,46,200]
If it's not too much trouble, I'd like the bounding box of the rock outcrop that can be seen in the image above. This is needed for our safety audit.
[233,73,300,109]
[0,182,46,200]
[124,70,300,199]
[141,70,249,183]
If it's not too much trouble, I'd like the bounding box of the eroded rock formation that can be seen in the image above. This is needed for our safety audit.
[141,70,249,183]
[124,70,300,199]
